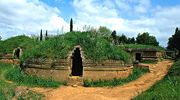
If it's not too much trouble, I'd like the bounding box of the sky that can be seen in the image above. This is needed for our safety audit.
[0,0,180,47]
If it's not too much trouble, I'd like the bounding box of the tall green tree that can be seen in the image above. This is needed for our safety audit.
[45,30,49,41]
[119,34,127,44]
[70,18,73,32]
[136,32,159,46]
[0,36,2,41]
[111,30,117,40]
[40,29,42,42]
[167,27,180,52]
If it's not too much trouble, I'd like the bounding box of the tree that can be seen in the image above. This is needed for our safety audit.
[127,37,135,44]
[111,30,117,40]
[136,32,159,46]
[70,18,73,32]
[45,30,49,40]
[40,29,42,42]
[98,26,112,37]
[0,36,2,41]
[167,27,180,52]
[119,34,127,44]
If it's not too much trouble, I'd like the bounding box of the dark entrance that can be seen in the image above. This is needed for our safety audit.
[136,53,141,62]
[71,48,83,76]
[14,49,20,58]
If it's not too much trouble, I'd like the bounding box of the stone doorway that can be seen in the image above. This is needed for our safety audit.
[14,48,20,58]
[136,53,141,62]
[71,48,83,76]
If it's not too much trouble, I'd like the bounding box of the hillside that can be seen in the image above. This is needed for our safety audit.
[21,31,131,63]
[0,35,40,54]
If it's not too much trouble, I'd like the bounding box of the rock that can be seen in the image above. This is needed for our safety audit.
[13,86,29,97]
[72,85,78,87]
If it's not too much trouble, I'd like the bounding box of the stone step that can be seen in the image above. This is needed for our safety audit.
[66,76,83,86]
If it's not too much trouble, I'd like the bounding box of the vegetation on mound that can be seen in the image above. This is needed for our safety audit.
[0,35,40,54]
[0,63,45,99]
[124,44,166,51]
[83,67,150,87]
[132,59,180,100]
[4,65,67,88]
[21,31,131,63]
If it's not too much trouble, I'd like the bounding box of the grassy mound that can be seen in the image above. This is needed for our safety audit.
[21,31,131,63]
[0,35,40,54]
[132,59,180,100]
[124,44,166,51]
[84,67,150,87]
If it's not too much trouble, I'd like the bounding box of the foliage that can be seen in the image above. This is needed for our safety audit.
[98,26,112,37]
[0,63,46,100]
[141,61,157,64]
[111,30,117,41]
[45,30,49,41]
[70,18,73,32]
[136,32,159,46]
[83,67,149,87]
[40,29,42,42]
[21,31,131,63]
[124,44,166,51]
[4,65,67,88]
[167,27,180,52]
[118,34,135,44]
[0,35,40,54]
[132,60,180,100]
[0,36,2,41]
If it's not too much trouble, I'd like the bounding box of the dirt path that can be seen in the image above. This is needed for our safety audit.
[30,59,174,100]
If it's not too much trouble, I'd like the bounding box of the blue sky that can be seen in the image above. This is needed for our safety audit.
[0,0,180,47]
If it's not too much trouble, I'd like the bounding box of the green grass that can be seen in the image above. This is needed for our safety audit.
[124,44,166,51]
[0,35,40,54]
[132,59,180,100]
[4,65,67,88]
[141,61,157,64]
[0,62,66,99]
[83,67,150,87]
[21,31,131,63]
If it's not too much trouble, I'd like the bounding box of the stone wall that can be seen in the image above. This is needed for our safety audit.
[23,58,71,81]
[22,58,133,82]
[82,59,133,81]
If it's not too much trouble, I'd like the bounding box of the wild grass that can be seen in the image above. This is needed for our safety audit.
[4,65,67,88]
[84,67,150,87]
[0,35,40,54]
[132,59,180,100]
[22,31,131,63]
[124,44,166,51]
[141,61,157,64]
[0,63,66,99]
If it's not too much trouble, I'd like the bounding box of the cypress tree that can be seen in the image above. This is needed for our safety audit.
[70,18,73,32]
[40,29,42,42]
[45,30,48,40]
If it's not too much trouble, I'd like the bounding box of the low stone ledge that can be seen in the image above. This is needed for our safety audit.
[83,67,128,71]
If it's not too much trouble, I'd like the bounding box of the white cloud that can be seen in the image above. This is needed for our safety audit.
[0,0,68,40]
[71,0,180,47]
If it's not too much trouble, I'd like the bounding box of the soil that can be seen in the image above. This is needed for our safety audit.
[29,59,174,100]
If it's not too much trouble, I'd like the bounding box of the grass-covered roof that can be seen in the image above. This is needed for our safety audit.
[0,35,40,54]
[124,44,166,51]
[21,31,131,63]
